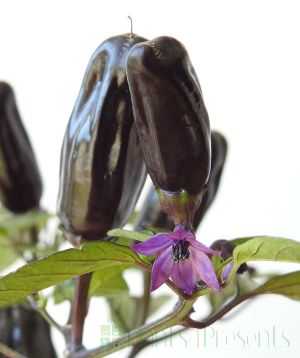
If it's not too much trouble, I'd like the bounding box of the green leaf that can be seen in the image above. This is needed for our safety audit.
[207,274,256,312]
[53,279,75,304]
[143,225,171,234]
[0,210,52,235]
[107,292,172,334]
[228,236,300,281]
[107,294,141,334]
[206,271,300,317]
[107,229,151,242]
[254,271,300,301]
[93,274,128,296]
[0,236,18,272]
[113,237,132,247]
[0,226,7,236]
[208,279,237,312]
[127,210,139,225]
[89,265,129,297]
[0,210,61,266]
[0,235,60,259]
[231,237,256,246]
[0,210,54,261]
[53,265,130,304]
[0,242,144,307]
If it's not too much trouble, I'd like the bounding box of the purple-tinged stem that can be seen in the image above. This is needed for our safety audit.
[70,273,92,352]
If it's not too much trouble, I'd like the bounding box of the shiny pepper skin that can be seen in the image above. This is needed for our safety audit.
[135,131,227,232]
[134,186,173,232]
[126,36,211,225]
[0,82,42,213]
[57,34,147,239]
[0,305,57,358]
[193,130,227,227]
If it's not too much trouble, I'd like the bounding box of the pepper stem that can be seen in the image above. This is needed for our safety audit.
[127,16,133,37]
[70,272,92,352]
[73,298,196,358]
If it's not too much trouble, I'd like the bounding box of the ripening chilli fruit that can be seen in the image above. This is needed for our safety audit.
[0,305,57,358]
[0,82,43,213]
[135,130,227,232]
[134,185,173,232]
[57,34,148,240]
[126,36,211,226]
[193,130,227,227]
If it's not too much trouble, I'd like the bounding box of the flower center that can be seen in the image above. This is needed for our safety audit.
[171,240,190,263]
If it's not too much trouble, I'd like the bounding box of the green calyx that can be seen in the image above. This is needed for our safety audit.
[156,187,205,225]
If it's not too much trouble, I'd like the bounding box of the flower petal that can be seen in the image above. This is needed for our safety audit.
[150,247,173,291]
[171,259,197,295]
[131,234,173,255]
[222,261,234,282]
[187,238,221,256]
[190,249,220,292]
[170,226,195,241]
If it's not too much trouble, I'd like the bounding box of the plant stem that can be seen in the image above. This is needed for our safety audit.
[128,271,151,358]
[127,327,187,358]
[75,288,259,358]
[135,271,151,328]
[128,286,261,357]
[182,291,257,329]
[31,300,63,334]
[70,272,92,352]
[73,298,196,358]
[0,342,26,358]
[28,295,71,343]
[140,271,151,325]
[106,297,130,333]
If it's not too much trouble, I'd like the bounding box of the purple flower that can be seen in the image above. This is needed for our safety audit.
[222,261,234,282]
[132,225,221,295]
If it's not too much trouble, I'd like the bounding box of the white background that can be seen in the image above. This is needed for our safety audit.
[1,1,300,357]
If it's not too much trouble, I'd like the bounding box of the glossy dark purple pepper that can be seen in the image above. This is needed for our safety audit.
[57,34,147,239]
[0,82,42,213]
[135,131,227,232]
[134,185,173,232]
[126,36,211,225]
[193,130,227,227]
[0,305,56,358]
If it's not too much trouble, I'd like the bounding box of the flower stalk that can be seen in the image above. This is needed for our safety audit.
[72,298,196,358]
[71,285,260,358]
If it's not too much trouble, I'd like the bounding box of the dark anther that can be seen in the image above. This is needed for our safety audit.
[171,240,190,263]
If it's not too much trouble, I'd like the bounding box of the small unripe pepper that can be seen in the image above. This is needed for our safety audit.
[57,34,148,239]
[210,239,248,275]
[0,82,42,213]
[126,36,211,226]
